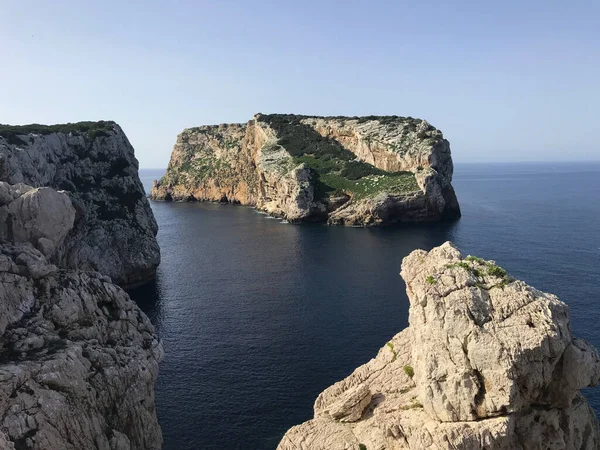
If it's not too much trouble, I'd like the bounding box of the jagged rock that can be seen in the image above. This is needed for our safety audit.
[151,114,460,225]
[278,242,600,449]
[0,181,163,449]
[0,244,164,450]
[323,384,372,423]
[0,182,75,256]
[0,122,160,287]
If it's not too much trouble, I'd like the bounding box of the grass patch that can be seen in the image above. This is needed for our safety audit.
[315,171,418,201]
[446,256,510,287]
[403,365,414,378]
[386,342,397,362]
[400,401,423,410]
[445,261,473,272]
[465,255,485,264]
[340,160,386,180]
[258,114,419,201]
[487,265,507,279]
[426,275,436,284]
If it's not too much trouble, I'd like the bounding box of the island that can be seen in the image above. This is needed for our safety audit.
[151,114,461,226]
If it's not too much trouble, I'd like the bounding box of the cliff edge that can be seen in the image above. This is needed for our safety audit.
[278,242,600,449]
[0,181,163,450]
[0,121,160,288]
[151,114,460,226]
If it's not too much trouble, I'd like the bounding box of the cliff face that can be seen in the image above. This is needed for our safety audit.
[278,243,600,450]
[0,122,160,288]
[151,114,460,225]
[0,181,163,450]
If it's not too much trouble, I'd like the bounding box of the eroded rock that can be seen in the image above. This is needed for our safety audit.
[278,242,600,449]
[0,244,164,450]
[0,122,160,287]
[151,114,460,225]
[0,181,163,449]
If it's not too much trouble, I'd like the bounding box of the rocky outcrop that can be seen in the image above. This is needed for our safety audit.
[0,121,160,288]
[0,181,163,450]
[278,242,600,449]
[151,114,460,225]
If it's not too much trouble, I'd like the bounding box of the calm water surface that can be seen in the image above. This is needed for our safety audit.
[134,162,600,449]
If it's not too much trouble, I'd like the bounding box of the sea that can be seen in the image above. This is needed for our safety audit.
[133,162,600,450]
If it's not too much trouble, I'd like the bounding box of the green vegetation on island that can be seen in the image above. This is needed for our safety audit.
[261,115,419,200]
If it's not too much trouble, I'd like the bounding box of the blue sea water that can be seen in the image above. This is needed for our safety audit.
[134,162,600,450]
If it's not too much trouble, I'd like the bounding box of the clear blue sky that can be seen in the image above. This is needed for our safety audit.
[2,0,599,167]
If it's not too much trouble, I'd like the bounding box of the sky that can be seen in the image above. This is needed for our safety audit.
[1,0,599,167]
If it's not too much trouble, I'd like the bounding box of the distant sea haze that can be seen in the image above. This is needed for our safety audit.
[134,162,600,450]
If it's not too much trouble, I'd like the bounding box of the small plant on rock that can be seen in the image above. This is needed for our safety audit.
[386,342,397,362]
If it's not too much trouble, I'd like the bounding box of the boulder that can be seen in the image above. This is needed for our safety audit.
[0,182,75,256]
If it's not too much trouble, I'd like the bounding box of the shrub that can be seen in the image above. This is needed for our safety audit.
[487,265,507,279]
[386,342,397,362]
[340,161,385,180]
[426,275,436,284]
[0,121,115,143]
[465,255,485,264]
[403,365,414,378]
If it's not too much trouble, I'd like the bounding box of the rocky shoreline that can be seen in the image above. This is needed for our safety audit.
[0,123,163,449]
[278,243,600,449]
[2,121,598,450]
[151,114,460,226]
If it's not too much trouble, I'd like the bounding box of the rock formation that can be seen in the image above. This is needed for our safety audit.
[0,121,160,288]
[278,242,600,449]
[0,181,163,450]
[151,114,460,226]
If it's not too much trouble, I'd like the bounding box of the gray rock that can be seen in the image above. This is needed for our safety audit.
[0,156,163,448]
[0,183,75,256]
[0,122,160,287]
[0,243,164,450]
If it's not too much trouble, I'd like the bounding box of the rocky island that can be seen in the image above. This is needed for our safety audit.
[0,122,163,449]
[151,114,460,226]
[278,242,600,449]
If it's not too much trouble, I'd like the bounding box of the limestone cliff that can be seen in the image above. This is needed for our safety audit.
[0,181,163,450]
[278,243,600,449]
[0,121,160,288]
[151,114,460,225]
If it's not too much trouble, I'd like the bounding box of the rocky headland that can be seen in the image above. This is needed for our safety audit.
[278,242,600,449]
[0,123,163,449]
[151,114,460,226]
[0,122,160,288]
